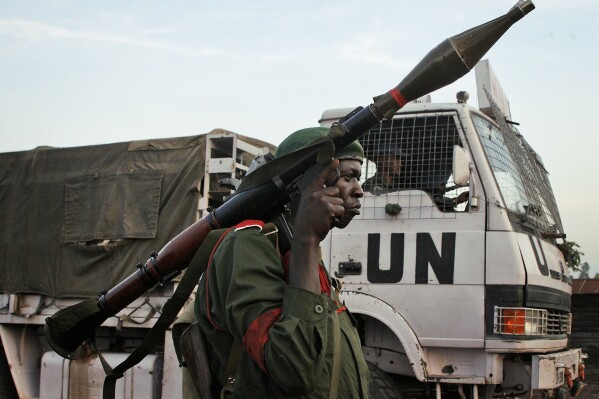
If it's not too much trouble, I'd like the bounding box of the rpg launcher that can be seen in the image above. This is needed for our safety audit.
[45,0,535,358]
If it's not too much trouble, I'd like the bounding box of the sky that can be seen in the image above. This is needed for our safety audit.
[1,1,597,276]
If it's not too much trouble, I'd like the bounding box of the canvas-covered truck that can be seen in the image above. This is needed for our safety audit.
[0,130,274,398]
[317,60,587,398]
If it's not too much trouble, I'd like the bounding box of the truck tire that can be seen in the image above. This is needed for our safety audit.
[368,362,406,399]
[0,341,18,399]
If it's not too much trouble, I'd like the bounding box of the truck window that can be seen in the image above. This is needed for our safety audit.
[472,115,528,213]
[358,113,468,216]
[472,113,563,235]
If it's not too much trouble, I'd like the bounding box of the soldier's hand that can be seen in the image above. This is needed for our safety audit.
[294,160,344,243]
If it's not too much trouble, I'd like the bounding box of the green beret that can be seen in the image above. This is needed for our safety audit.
[275,127,364,162]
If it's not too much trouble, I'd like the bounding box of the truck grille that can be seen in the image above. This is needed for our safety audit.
[547,310,571,335]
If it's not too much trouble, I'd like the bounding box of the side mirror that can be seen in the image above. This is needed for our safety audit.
[452,145,471,187]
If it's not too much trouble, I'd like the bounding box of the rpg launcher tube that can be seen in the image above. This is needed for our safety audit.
[45,0,534,355]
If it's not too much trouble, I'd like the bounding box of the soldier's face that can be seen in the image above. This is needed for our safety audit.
[332,159,363,229]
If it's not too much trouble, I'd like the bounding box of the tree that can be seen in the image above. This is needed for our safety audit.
[557,240,584,271]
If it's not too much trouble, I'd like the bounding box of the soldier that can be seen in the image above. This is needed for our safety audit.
[194,127,369,398]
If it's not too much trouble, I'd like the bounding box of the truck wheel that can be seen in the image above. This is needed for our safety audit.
[368,362,406,399]
[0,341,18,399]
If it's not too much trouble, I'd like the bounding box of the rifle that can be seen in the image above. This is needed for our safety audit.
[45,0,535,359]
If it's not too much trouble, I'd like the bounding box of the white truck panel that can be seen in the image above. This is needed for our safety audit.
[0,324,42,399]
[389,285,485,346]
[328,231,484,285]
[40,352,70,399]
[485,232,526,285]
[516,233,572,292]
[39,353,163,399]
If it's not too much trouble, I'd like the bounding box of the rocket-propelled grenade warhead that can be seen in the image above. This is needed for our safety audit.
[370,0,535,120]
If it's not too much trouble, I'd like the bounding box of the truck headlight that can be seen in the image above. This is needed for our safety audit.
[494,307,547,336]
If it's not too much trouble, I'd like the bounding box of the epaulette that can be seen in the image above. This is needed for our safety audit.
[234,220,265,232]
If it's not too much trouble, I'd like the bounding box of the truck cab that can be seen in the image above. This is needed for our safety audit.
[318,60,585,398]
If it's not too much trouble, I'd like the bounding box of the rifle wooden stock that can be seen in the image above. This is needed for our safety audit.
[99,216,215,316]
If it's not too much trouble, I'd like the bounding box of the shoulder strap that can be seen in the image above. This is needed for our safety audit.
[101,228,230,399]
[219,223,277,398]
[261,222,279,251]
[220,338,243,399]
[328,310,342,399]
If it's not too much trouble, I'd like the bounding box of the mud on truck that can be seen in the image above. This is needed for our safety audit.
[0,60,586,399]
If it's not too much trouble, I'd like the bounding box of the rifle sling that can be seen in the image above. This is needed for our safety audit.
[220,338,243,399]
[99,222,310,399]
[100,229,227,399]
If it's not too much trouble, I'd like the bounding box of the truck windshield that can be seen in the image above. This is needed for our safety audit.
[472,116,527,213]
[472,113,563,236]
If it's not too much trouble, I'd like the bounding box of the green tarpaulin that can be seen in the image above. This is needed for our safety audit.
[0,130,270,298]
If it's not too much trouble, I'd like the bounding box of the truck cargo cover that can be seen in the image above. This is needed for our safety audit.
[0,131,269,298]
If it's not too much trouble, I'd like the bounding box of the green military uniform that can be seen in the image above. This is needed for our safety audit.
[195,225,369,398]
[194,127,369,398]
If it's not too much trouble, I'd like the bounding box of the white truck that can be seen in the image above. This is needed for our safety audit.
[318,60,586,398]
[0,61,585,399]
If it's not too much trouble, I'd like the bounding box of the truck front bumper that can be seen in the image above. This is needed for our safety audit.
[531,348,586,390]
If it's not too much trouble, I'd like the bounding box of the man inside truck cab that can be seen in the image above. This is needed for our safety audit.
[362,142,406,195]
[192,127,370,398]
[362,141,468,211]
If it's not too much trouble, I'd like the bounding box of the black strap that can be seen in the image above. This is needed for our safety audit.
[100,229,228,399]
[221,339,243,399]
